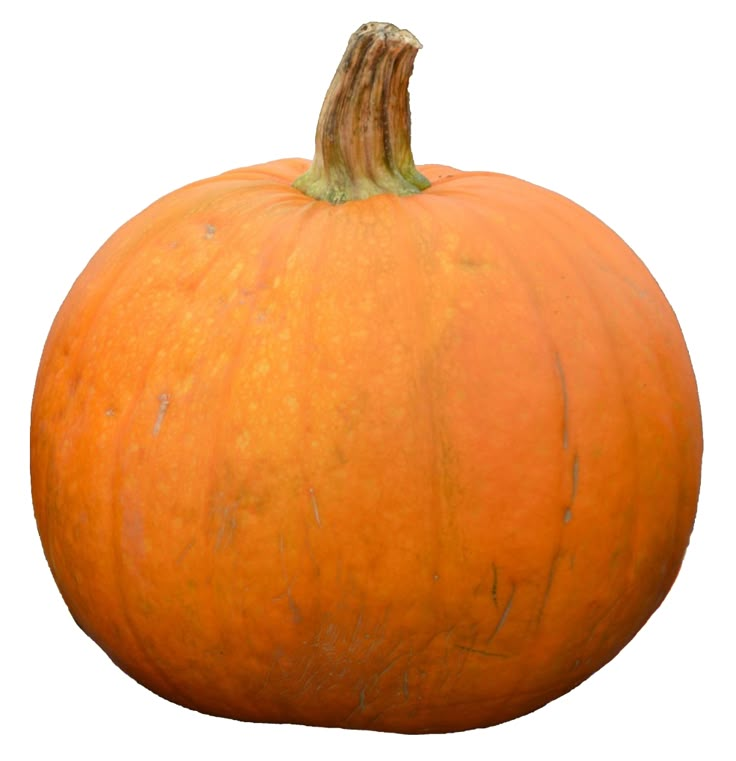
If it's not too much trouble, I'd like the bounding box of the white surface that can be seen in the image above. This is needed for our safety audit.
[3,1,733,759]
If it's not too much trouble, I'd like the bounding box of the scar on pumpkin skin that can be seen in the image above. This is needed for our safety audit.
[537,551,563,627]
[563,454,580,524]
[455,644,508,658]
[152,393,170,436]
[553,351,570,450]
[491,563,499,608]
[309,487,321,527]
[486,583,515,646]
[287,586,302,624]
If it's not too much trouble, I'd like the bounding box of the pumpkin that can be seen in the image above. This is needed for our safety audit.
[30,22,702,733]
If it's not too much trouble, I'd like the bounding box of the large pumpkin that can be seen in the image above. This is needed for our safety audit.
[31,23,702,733]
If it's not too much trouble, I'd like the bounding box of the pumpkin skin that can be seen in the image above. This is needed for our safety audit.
[31,158,701,733]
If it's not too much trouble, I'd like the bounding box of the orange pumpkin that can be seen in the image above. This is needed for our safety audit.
[31,23,702,733]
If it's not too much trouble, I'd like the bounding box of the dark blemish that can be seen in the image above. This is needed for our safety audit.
[455,644,508,658]
[491,563,499,608]
[204,224,216,239]
[457,258,486,269]
[68,374,81,396]
[175,539,195,565]
[287,586,302,624]
[333,445,348,466]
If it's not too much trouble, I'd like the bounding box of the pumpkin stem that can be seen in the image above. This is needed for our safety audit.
[293,22,430,204]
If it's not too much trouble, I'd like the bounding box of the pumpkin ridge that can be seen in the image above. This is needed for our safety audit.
[103,248,223,705]
[545,193,687,516]
[442,192,579,697]
[199,200,324,709]
[523,192,662,644]
[441,181,650,690]
[545,191,701,587]
[31,201,206,644]
[392,188,577,704]
[96,192,298,705]
[389,197,456,610]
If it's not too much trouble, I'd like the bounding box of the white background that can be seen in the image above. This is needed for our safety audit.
[3,0,734,758]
